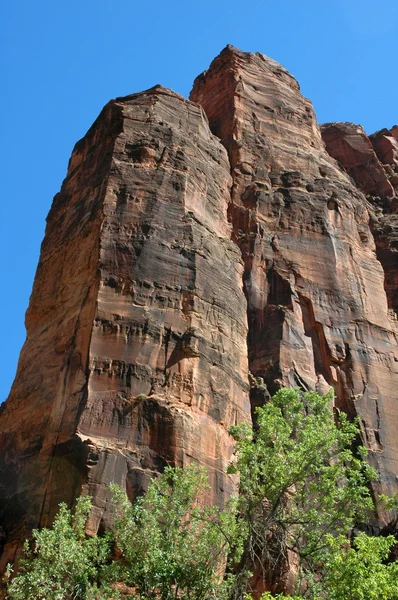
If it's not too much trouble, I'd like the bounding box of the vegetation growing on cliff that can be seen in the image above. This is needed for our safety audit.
[228,387,380,597]
[4,388,397,600]
[109,465,242,600]
[4,496,112,600]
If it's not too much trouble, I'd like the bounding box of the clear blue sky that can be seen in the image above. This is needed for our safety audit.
[1,0,397,402]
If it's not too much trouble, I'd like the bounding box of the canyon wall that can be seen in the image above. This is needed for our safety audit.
[0,85,251,568]
[321,122,398,316]
[191,47,397,513]
[0,46,396,572]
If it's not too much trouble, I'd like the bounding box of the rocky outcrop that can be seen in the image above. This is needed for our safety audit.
[320,122,394,198]
[369,127,398,315]
[370,126,398,189]
[191,46,398,517]
[321,122,398,316]
[0,45,397,583]
[0,85,251,569]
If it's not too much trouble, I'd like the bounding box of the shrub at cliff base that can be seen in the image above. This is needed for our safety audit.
[260,529,398,599]
[109,465,243,600]
[228,387,383,596]
[4,465,243,600]
[4,388,397,600]
[4,496,112,600]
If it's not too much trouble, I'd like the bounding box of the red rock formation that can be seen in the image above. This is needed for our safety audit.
[320,122,394,197]
[0,46,397,589]
[0,85,251,569]
[321,122,398,316]
[369,126,398,315]
[190,45,398,518]
[370,126,398,187]
[367,198,398,317]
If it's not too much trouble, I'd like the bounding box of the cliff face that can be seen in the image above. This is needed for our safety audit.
[191,47,398,510]
[321,122,398,316]
[0,85,251,568]
[0,46,397,570]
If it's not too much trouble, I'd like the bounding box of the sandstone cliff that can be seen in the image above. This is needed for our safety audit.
[0,46,397,571]
[191,47,397,514]
[321,122,398,317]
[0,84,251,569]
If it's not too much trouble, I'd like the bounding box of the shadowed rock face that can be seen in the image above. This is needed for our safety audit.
[0,46,397,580]
[191,45,397,516]
[369,127,398,316]
[370,126,398,185]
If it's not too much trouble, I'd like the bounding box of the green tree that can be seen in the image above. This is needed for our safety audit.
[228,387,377,597]
[110,464,244,600]
[322,532,398,600]
[5,496,112,600]
[256,533,398,600]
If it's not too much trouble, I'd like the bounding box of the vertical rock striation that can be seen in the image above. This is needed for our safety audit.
[320,122,395,198]
[0,85,251,568]
[321,122,398,318]
[191,46,398,517]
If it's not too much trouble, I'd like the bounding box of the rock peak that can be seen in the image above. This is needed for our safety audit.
[115,84,187,104]
[195,44,300,92]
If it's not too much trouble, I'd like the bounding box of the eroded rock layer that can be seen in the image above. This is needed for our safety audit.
[0,85,251,567]
[190,46,398,515]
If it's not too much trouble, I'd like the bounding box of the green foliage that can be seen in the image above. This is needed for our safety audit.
[228,388,377,595]
[248,534,398,600]
[5,496,112,600]
[322,532,398,600]
[378,493,398,512]
[110,464,244,600]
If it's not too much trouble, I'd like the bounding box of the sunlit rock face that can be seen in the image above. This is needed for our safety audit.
[321,121,398,318]
[191,45,397,517]
[321,122,395,198]
[0,85,250,570]
[0,46,397,580]
[82,87,251,524]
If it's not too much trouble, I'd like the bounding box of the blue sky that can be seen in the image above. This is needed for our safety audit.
[1,0,397,402]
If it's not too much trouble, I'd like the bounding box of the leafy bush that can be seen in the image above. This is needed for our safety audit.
[5,496,112,600]
[110,464,244,600]
[257,531,398,600]
[323,532,398,600]
[229,388,378,596]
